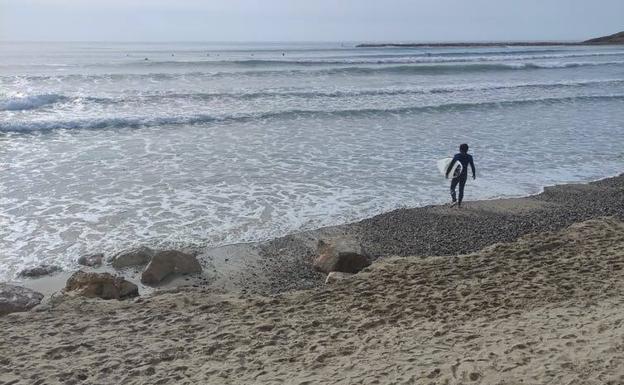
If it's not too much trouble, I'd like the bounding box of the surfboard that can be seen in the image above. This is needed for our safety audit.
[437,158,463,179]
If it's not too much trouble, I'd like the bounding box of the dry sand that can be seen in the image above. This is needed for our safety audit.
[2,216,624,385]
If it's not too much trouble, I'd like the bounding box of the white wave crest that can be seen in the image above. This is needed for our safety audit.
[0,93,67,111]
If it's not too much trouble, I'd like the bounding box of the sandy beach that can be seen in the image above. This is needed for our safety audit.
[2,175,624,385]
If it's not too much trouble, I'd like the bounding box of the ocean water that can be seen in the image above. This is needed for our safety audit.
[1,41,624,280]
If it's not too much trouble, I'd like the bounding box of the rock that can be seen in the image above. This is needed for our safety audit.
[65,271,138,300]
[111,247,155,269]
[0,284,44,316]
[17,264,62,278]
[77,253,103,267]
[31,303,52,312]
[313,237,371,274]
[141,250,202,285]
[325,271,355,284]
[256,323,275,332]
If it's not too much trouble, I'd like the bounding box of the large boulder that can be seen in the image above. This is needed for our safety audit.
[0,284,44,316]
[65,271,138,300]
[313,237,371,274]
[141,250,202,285]
[111,246,154,269]
[77,253,103,267]
[18,264,62,278]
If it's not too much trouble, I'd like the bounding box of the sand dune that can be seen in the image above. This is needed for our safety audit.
[2,217,624,384]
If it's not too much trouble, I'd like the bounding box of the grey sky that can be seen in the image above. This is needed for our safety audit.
[1,0,622,42]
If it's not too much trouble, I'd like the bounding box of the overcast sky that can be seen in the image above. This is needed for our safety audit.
[1,0,622,42]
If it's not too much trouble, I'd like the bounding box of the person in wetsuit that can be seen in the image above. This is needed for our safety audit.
[445,143,476,208]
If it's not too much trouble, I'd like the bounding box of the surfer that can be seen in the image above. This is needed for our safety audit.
[446,143,476,208]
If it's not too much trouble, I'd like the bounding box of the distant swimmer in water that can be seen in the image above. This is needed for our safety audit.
[445,143,476,208]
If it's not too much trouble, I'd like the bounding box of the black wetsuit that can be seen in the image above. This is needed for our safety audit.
[446,152,476,206]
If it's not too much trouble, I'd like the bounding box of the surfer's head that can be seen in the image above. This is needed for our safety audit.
[459,143,469,154]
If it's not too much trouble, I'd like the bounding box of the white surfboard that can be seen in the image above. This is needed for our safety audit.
[437,158,463,179]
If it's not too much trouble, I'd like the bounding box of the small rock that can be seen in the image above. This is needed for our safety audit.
[0,284,44,316]
[141,250,202,285]
[65,271,138,300]
[313,237,371,274]
[256,323,274,332]
[427,368,441,379]
[469,372,481,381]
[111,246,154,269]
[17,264,62,278]
[77,253,103,267]
[31,303,52,312]
[325,271,354,284]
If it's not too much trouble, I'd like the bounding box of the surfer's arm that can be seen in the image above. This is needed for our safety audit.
[445,157,458,178]
[469,156,476,179]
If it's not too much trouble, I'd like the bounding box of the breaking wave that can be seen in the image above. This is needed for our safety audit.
[3,94,623,133]
[0,94,68,111]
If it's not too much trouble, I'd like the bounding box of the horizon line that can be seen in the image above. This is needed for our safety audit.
[0,38,588,44]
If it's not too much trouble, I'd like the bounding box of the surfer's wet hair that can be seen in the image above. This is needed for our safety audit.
[459,143,469,153]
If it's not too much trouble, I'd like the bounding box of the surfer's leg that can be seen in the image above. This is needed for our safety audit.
[458,174,467,206]
[450,178,458,202]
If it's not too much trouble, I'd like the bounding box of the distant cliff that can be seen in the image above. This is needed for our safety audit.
[584,31,624,44]
[357,31,624,48]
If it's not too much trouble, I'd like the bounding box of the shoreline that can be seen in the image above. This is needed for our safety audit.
[13,172,624,297]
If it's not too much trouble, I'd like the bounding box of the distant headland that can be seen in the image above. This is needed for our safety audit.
[357,31,624,48]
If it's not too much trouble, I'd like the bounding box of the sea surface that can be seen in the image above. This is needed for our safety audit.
[1,41,624,280]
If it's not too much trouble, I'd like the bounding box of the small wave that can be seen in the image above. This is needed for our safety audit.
[320,60,624,75]
[1,115,221,132]
[4,60,623,84]
[3,94,623,133]
[121,51,624,67]
[0,94,68,111]
[95,79,618,102]
[3,79,622,113]
[0,94,120,111]
[337,48,567,59]
[3,49,624,74]
[515,61,624,69]
[180,79,624,99]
